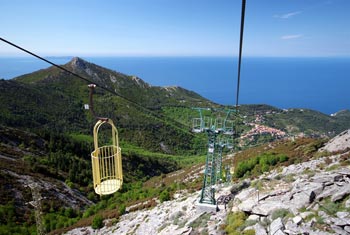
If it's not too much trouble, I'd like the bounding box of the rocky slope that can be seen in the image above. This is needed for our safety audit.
[65,131,350,235]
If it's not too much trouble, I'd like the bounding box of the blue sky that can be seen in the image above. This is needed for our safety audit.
[1,0,349,57]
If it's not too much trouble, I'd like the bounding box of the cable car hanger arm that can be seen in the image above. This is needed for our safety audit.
[88,84,108,122]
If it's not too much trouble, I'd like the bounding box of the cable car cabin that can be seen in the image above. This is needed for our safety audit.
[91,118,123,195]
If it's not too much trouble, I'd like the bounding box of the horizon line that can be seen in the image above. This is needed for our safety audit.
[1,54,350,59]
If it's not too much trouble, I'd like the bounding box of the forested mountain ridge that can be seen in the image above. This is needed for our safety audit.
[15,57,213,109]
[2,57,217,155]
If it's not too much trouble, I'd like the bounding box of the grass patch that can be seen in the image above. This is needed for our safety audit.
[189,213,211,229]
[271,208,292,221]
[69,133,93,143]
[325,164,340,172]
[321,198,344,216]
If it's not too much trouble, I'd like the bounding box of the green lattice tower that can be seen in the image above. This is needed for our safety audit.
[199,129,218,204]
[193,108,235,205]
[214,139,224,185]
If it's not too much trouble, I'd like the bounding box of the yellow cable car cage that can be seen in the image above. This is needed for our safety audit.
[87,84,123,195]
[91,118,123,195]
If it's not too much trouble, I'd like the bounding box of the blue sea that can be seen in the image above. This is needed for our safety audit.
[1,56,349,115]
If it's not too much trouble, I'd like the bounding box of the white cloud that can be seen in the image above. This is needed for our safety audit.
[281,34,303,40]
[274,11,302,19]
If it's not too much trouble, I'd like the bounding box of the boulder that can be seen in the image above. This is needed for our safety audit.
[274,229,286,235]
[346,199,350,208]
[253,223,267,235]
[311,173,343,184]
[235,187,256,201]
[247,214,260,221]
[252,200,289,216]
[290,182,324,205]
[331,183,350,202]
[321,129,350,153]
[331,224,350,235]
[345,226,350,233]
[332,217,350,226]
[292,216,302,225]
[337,212,350,219]
[238,198,257,213]
[317,184,341,201]
[270,217,284,235]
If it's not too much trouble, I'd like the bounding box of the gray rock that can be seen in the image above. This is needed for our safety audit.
[285,220,298,232]
[345,226,350,233]
[338,168,350,176]
[336,181,347,187]
[274,229,286,235]
[331,224,350,235]
[252,200,289,216]
[321,129,350,152]
[331,183,350,202]
[236,187,256,201]
[270,217,284,235]
[332,217,350,226]
[283,229,298,235]
[337,211,350,219]
[311,173,342,184]
[317,184,341,201]
[290,182,324,206]
[238,198,256,213]
[346,199,350,208]
[248,214,260,221]
[292,216,302,225]
[252,223,267,235]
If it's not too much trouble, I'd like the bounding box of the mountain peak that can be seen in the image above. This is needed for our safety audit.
[68,57,89,70]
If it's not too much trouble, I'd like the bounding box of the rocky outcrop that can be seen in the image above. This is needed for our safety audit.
[4,169,93,210]
[65,186,232,235]
[232,153,350,235]
[321,129,350,153]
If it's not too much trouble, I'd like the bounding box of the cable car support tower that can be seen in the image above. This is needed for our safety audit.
[192,108,235,205]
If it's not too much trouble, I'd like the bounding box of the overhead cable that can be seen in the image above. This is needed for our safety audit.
[235,0,246,108]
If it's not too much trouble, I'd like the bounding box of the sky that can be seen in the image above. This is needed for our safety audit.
[1,0,350,57]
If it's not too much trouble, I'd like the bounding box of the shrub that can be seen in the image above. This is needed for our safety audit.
[118,204,126,215]
[159,189,170,203]
[234,153,288,178]
[92,214,104,229]
[243,229,256,235]
[224,211,247,235]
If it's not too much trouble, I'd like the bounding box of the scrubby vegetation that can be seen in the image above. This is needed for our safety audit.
[234,152,288,178]
[223,211,255,235]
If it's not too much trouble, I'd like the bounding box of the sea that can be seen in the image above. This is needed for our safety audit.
[1,56,349,115]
